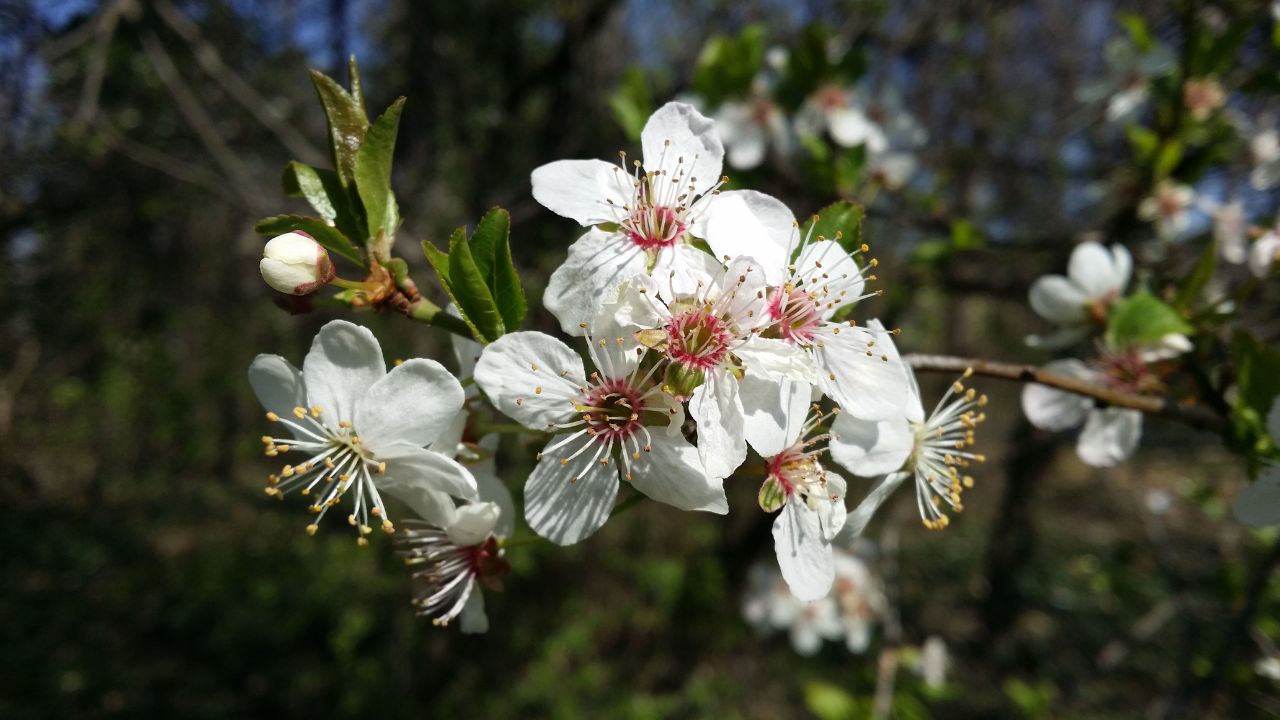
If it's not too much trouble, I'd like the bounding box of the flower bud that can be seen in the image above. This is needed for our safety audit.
[260,232,336,295]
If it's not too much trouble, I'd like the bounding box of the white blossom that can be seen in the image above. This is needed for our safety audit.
[248,320,478,540]
[1249,220,1280,278]
[1077,38,1175,123]
[474,323,726,546]
[795,84,887,152]
[742,562,844,656]
[531,102,726,334]
[396,502,508,632]
[713,80,790,171]
[1027,240,1132,348]
[1250,126,1280,191]
[259,231,335,295]
[1137,180,1197,240]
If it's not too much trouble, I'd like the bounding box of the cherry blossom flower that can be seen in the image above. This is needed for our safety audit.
[248,320,478,540]
[259,231,335,295]
[1138,180,1197,240]
[756,408,848,600]
[742,562,844,656]
[1209,198,1248,264]
[713,80,790,171]
[1249,126,1280,191]
[530,102,726,334]
[1249,218,1280,278]
[474,324,726,546]
[1182,77,1225,122]
[795,84,888,152]
[608,254,775,477]
[396,502,509,632]
[1020,338,1190,467]
[1233,399,1280,529]
[831,349,987,534]
[1077,38,1175,123]
[1027,240,1132,348]
[702,190,910,424]
[830,548,885,653]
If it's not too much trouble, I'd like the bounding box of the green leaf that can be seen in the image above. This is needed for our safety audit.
[255,214,363,266]
[801,201,865,258]
[281,161,365,246]
[467,207,526,331]
[346,55,366,118]
[1105,292,1193,349]
[1116,12,1153,52]
[692,25,765,106]
[309,68,369,189]
[609,67,653,141]
[1174,237,1217,311]
[803,681,860,720]
[950,218,985,250]
[1153,140,1184,179]
[1126,126,1159,162]
[355,97,405,261]
[448,229,504,342]
[1231,331,1280,439]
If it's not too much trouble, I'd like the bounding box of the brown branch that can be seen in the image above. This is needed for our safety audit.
[904,353,1228,434]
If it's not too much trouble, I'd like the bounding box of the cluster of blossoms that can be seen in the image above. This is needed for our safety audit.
[248,102,987,624]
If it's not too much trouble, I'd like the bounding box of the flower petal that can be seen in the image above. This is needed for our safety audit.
[459,590,489,634]
[794,239,865,320]
[1068,241,1122,299]
[690,372,747,479]
[1234,465,1280,529]
[474,331,584,430]
[474,470,516,539]
[830,413,915,478]
[1020,359,1095,431]
[641,101,724,197]
[1076,408,1142,467]
[740,373,812,458]
[630,432,728,513]
[813,322,910,421]
[530,159,628,226]
[837,471,911,540]
[445,502,500,546]
[1028,275,1088,325]
[302,320,386,428]
[248,354,306,421]
[524,435,619,545]
[379,445,480,503]
[773,500,835,601]
[544,228,649,335]
[705,190,795,285]
[355,358,464,453]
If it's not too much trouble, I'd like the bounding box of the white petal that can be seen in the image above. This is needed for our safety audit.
[530,159,628,226]
[726,124,767,170]
[473,469,515,539]
[737,335,819,384]
[386,485,457,527]
[474,331,583,430]
[773,500,835,601]
[813,323,910,421]
[459,590,489,634]
[544,228,649,335]
[1110,244,1133,293]
[828,108,886,152]
[651,243,723,301]
[445,502,500,546]
[302,320,386,427]
[821,472,849,539]
[740,372,812,458]
[1020,359,1095,431]
[641,101,724,197]
[606,275,667,330]
[431,408,468,458]
[1076,408,1142,467]
[1234,465,1280,529]
[690,372,747,479]
[705,191,795,285]
[794,240,865,319]
[248,354,306,420]
[837,471,911,540]
[449,304,484,381]
[524,436,619,545]
[830,413,915,478]
[1028,275,1088,325]
[1249,233,1280,278]
[1068,241,1123,299]
[630,432,728,513]
[355,359,464,454]
[790,622,824,656]
[379,445,479,503]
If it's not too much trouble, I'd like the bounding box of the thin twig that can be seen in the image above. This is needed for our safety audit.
[904,353,1227,433]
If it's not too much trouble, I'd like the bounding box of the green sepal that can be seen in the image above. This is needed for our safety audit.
[355,97,405,261]
[663,363,705,400]
[758,477,787,514]
[255,214,364,266]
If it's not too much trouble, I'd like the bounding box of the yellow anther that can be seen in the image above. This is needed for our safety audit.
[339,420,352,428]
[382,520,395,533]
[359,524,373,535]
[293,407,307,419]
[311,406,322,416]
[305,524,319,536]
[266,412,280,422]
[357,537,369,547]
[394,358,404,366]
[378,462,387,474]
[281,465,294,478]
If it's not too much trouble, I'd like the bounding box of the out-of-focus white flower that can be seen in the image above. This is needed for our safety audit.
[1250,126,1280,190]
[756,409,848,600]
[259,231,335,295]
[1138,180,1197,240]
[831,548,885,652]
[832,356,986,534]
[703,191,910,424]
[609,255,773,478]
[1027,241,1132,347]
[1021,337,1190,467]
[397,502,509,632]
[714,79,791,171]
[1233,399,1280,528]
[474,323,726,546]
[531,102,725,334]
[248,320,478,539]
[1182,77,1225,122]
[860,87,927,190]
[917,636,950,689]
[1249,220,1280,278]
[1208,198,1248,264]
[743,563,844,655]
[795,84,888,152]
[1256,656,1280,681]
[1077,38,1175,123]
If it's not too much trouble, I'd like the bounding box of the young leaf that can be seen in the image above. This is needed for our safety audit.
[355,97,406,260]
[801,201,865,258]
[1105,292,1193,348]
[309,69,369,189]
[468,207,527,330]
[1174,236,1217,311]
[255,214,363,266]
[448,227,504,342]
[281,161,365,245]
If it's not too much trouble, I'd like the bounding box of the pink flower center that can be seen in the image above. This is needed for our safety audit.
[766,447,822,498]
[1097,349,1160,395]
[581,378,648,442]
[624,204,686,250]
[666,308,732,370]
[768,285,823,344]
[466,537,511,591]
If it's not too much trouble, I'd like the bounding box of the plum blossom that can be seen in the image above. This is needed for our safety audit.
[830,548,885,652]
[248,320,478,540]
[1077,38,1175,123]
[396,501,509,632]
[1249,218,1280,278]
[1250,125,1280,190]
[756,408,848,600]
[713,79,790,171]
[742,562,844,655]
[1208,198,1248,264]
[1138,180,1197,240]
[831,348,987,534]
[795,84,888,152]
[259,231,335,295]
[703,190,910,424]
[474,324,726,546]
[608,254,776,478]
[1027,240,1132,348]
[1233,399,1280,529]
[1182,77,1225,122]
[531,102,726,334]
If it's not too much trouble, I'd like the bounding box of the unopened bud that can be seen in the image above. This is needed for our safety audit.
[260,232,335,295]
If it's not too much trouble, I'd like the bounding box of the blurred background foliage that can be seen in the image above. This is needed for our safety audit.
[3,0,1280,717]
